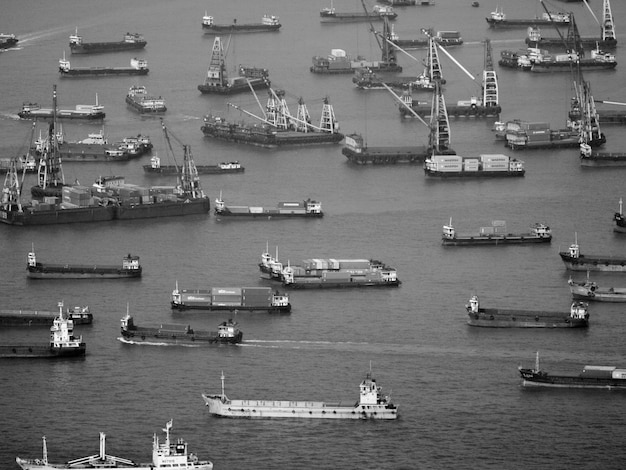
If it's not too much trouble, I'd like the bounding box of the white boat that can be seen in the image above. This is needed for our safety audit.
[16,420,213,470]
[201,370,398,419]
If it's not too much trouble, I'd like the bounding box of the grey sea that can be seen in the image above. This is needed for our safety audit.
[1,0,626,468]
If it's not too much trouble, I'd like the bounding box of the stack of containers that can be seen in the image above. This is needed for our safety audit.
[242,287,272,308]
[61,185,92,208]
[211,287,242,307]
[480,154,510,171]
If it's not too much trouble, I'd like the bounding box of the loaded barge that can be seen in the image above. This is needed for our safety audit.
[202,13,281,33]
[424,154,525,178]
[69,30,146,54]
[466,295,589,328]
[442,220,552,245]
[27,250,141,279]
[214,195,323,218]
[310,48,402,74]
[519,353,626,389]
[501,120,579,150]
[171,284,291,313]
[0,303,86,358]
[144,156,244,175]
[0,304,91,326]
[202,370,398,419]
[125,85,166,113]
[59,56,149,77]
[559,235,626,272]
[57,132,153,162]
[342,133,428,164]
[120,313,243,345]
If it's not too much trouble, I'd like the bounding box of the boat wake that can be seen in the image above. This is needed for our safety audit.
[0,113,22,120]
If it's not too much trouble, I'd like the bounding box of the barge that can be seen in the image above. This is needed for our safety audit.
[580,146,626,167]
[18,101,105,120]
[569,277,626,302]
[125,85,166,113]
[120,313,242,345]
[202,370,398,419]
[202,13,281,33]
[466,295,589,328]
[502,120,580,150]
[399,94,501,118]
[69,30,146,54]
[59,56,149,77]
[486,7,570,28]
[530,48,617,73]
[214,195,323,218]
[171,284,291,313]
[320,4,397,23]
[559,235,626,272]
[0,305,92,326]
[442,220,552,245]
[0,303,86,358]
[342,133,428,164]
[311,48,402,74]
[16,420,213,470]
[144,155,244,175]
[27,250,141,279]
[519,353,626,389]
[424,154,525,178]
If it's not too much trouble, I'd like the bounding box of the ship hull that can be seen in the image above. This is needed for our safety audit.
[401,104,501,118]
[215,209,323,218]
[170,302,291,313]
[530,62,617,73]
[570,285,626,302]
[526,38,617,50]
[201,123,344,148]
[467,309,588,328]
[70,42,147,54]
[202,395,398,419]
[125,97,167,114]
[284,279,401,289]
[519,369,626,389]
[486,18,569,28]
[0,205,117,226]
[443,234,551,245]
[0,310,92,326]
[320,14,392,23]
[144,165,244,175]
[16,459,210,470]
[27,265,141,279]
[114,198,210,220]
[424,169,525,178]
[559,253,626,272]
[60,68,149,77]
[0,344,86,358]
[18,110,105,120]
[343,146,429,164]
[58,143,128,162]
[580,154,626,166]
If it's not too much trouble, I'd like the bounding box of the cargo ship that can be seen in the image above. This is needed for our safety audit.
[353,68,435,91]
[214,194,323,218]
[310,49,402,74]
[202,369,398,419]
[18,99,105,120]
[0,302,86,358]
[171,283,291,313]
[519,352,626,389]
[559,234,626,272]
[342,133,429,164]
[486,7,570,28]
[501,120,580,150]
[144,155,244,175]
[27,249,141,279]
[580,148,626,166]
[201,90,343,148]
[69,29,147,54]
[614,198,626,233]
[202,13,281,33]
[442,220,552,245]
[0,305,92,326]
[125,85,166,113]
[529,47,617,73]
[466,295,589,328]
[424,153,525,178]
[198,37,270,95]
[389,28,462,49]
[320,3,397,23]
[569,277,626,302]
[16,420,213,470]
[280,258,401,289]
[56,132,153,162]
[59,55,149,77]
[120,312,242,345]
[0,33,19,49]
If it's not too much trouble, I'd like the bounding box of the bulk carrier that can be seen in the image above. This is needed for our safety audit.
[466,295,589,328]
[171,283,291,313]
[68,29,147,54]
[27,250,141,279]
[202,370,398,419]
[201,13,281,33]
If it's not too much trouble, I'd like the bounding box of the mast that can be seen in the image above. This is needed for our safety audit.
[482,39,499,109]
[36,85,65,193]
[205,36,227,87]
[295,97,312,132]
[426,33,444,83]
[602,0,615,42]
[319,97,339,134]
[220,371,226,400]
[429,81,451,155]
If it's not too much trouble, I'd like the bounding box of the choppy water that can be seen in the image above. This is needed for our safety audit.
[1,0,626,468]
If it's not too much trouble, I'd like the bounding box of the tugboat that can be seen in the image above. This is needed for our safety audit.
[120,310,243,345]
[519,352,626,389]
[559,234,626,272]
[465,295,589,328]
[442,219,552,245]
[16,420,213,469]
[0,302,86,358]
[202,369,398,419]
[27,249,142,279]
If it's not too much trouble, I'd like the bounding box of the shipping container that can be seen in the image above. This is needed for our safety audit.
[212,287,242,296]
[480,154,510,163]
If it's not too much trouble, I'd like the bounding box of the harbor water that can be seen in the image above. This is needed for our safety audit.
[1,0,626,468]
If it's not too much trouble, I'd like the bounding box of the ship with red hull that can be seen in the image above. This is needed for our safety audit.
[519,353,626,389]
[69,30,147,54]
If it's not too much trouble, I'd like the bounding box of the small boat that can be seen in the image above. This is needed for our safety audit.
[16,420,213,469]
[0,305,92,326]
[466,295,589,328]
[614,198,626,233]
[120,311,243,345]
[559,234,626,272]
[442,220,552,245]
[202,13,281,33]
[0,33,19,49]
[568,276,626,302]
[472,1,479,6]
[143,155,244,175]
[214,193,323,218]
[0,302,86,358]
[27,249,142,279]
[69,30,147,54]
[201,369,399,419]
[59,55,149,77]
[519,352,626,389]
[125,85,166,113]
